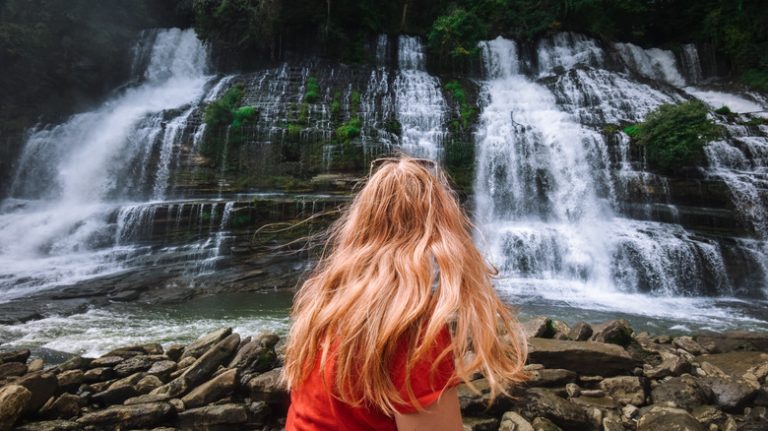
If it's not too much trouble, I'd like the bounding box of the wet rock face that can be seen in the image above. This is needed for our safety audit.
[3,320,768,431]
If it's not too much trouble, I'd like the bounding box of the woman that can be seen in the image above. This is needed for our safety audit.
[282,156,527,430]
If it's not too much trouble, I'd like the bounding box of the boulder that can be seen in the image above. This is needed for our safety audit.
[0,362,27,378]
[136,375,163,393]
[651,375,713,410]
[527,369,578,387]
[520,388,591,431]
[702,376,758,412]
[92,385,139,406]
[147,361,177,379]
[691,405,727,429]
[551,321,570,340]
[55,357,90,373]
[227,337,277,374]
[83,367,114,382]
[499,411,534,431]
[599,376,646,406]
[123,393,172,405]
[637,406,705,431]
[528,338,638,376]
[696,352,768,378]
[0,349,30,365]
[39,393,81,420]
[175,403,248,429]
[181,368,237,409]
[14,420,82,431]
[247,368,289,407]
[644,350,691,379]
[568,322,593,342]
[590,319,633,347]
[152,334,240,399]
[113,356,154,376]
[28,359,44,373]
[0,384,31,431]
[166,344,185,362]
[696,331,768,353]
[673,336,706,355]
[522,317,553,339]
[16,372,58,415]
[89,356,123,368]
[531,416,563,431]
[180,328,232,360]
[456,378,512,416]
[76,402,173,428]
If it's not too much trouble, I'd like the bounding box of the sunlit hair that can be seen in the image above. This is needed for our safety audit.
[282,155,527,414]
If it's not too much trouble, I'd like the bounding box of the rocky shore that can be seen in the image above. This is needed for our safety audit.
[1,319,767,431]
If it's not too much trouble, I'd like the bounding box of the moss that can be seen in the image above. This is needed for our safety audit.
[623,125,640,137]
[204,85,244,129]
[350,90,361,113]
[303,76,320,104]
[286,123,303,140]
[230,213,251,228]
[384,118,402,135]
[298,103,310,125]
[335,117,362,142]
[231,106,258,128]
[330,93,342,119]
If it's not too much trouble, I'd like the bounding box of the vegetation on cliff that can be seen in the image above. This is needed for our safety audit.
[626,101,722,173]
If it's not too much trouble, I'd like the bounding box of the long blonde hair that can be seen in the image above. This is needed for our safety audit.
[282,156,527,414]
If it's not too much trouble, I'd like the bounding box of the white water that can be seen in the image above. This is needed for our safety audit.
[394,36,448,159]
[0,29,212,302]
[474,35,767,323]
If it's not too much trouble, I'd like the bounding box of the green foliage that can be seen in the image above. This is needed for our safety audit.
[444,80,476,130]
[631,101,722,173]
[428,7,486,60]
[714,105,732,115]
[350,90,361,113]
[384,118,402,136]
[330,94,342,119]
[303,76,320,104]
[335,117,362,142]
[623,125,640,137]
[232,106,257,128]
[204,85,244,128]
[742,69,768,93]
[286,123,303,140]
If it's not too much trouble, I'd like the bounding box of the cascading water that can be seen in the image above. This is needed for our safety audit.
[394,36,448,159]
[0,28,215,301]
[475,35,768,326]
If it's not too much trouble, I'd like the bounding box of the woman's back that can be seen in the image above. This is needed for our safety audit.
[282,157,527,430]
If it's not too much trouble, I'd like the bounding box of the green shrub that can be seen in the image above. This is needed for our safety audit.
[350,90,361,114]
[330,93,342,119]
[303,76,320,104]
[444,80,476,129]
[232,106,258,128]
[623,125,640,137]
[428,7,487,59]
[204,85,244,129]
[336,117,362,142]
[632,101,722,172]
[286,123,303,140]
[714,105,732,115]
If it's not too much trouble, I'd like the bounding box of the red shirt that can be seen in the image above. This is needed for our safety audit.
[286,326,458,431]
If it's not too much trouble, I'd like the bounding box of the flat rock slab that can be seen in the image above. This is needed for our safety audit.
[76,402,172,429]
[637,406,705,431]
[697,331,768,353]
[527,338,638,376]
[696,351,768,377]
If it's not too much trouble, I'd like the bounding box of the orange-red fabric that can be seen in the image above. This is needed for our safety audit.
[286,326,458,431]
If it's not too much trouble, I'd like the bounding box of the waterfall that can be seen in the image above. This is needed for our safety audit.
[0,28,212,301]
[474,35,754,307]
[394,36,448,159]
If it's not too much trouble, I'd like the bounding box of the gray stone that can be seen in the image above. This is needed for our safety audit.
[590,319,633,347]
[83,367,114,382]
[89,356,124,368]
[28,359,44,373]
[637,406,705,431]
[247,368,289,407]
[180,328,232,360]
[599,376,646,406]
[55,357,90,373]
[568,322,593,342]
[166,345,185,362]
[92,385,139,406]
[175,403,247,429]
[528,338,638,376]
[76,402,173,428]
[499,411,534,431]
[651,375,712,411]
[696,331,768,353]
[227,337,277,374]
[702,376,758,412]
[565,383,580,398]
[137,375,164,393]
[521,388,591,431]
[0,384,31,431]
[113,356,154,376]
[644,350,691,379]
[181,368,237,408]
[123,393,172,405]
[551,321,571,340]
[692,405,727,428]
